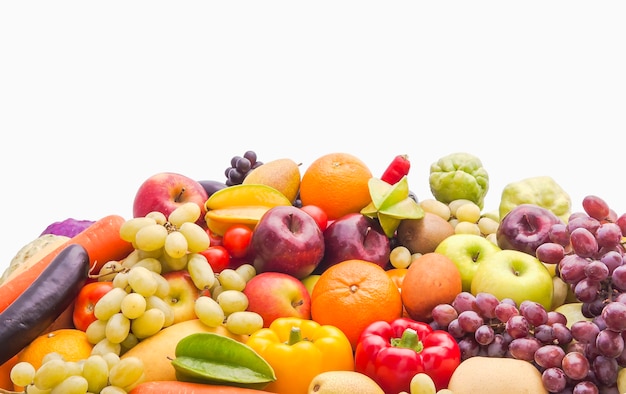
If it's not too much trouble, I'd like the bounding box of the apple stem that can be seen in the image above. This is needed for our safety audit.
[175,187,186,202]
[287,326,303,345]
[390,328,423,353]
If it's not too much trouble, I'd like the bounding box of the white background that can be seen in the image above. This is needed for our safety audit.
[1,1,625,273]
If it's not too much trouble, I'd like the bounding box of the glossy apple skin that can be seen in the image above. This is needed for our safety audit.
[496,203,563,256]
[249,205,325,279]
[243,271,311,327]
[316,213,390,273]
[434,234,502,292]
[133,172,209,227]
[161,270,205,324]
[470,249,554,310]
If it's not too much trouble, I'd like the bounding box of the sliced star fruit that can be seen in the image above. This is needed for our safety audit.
[361,176,424,237]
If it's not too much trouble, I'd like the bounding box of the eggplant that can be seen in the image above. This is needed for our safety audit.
[198,179,228,198]
[0,243,90,365]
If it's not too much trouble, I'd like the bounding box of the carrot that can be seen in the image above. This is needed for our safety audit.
[129,382,274,394]
[0,214,133,313]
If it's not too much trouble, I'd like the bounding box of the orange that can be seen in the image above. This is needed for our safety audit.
[299,152,373,221]
[401,252,463,322]
[0,354,18,390]
[386,268,411,318]
[17,328,93,371]
[311,259,403,350]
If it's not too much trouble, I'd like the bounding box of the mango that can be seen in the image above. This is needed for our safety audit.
[242,158,301,203]
[120,319,247,383]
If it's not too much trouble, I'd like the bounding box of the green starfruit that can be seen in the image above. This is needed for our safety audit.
[499,176,571,223]
[361,176,424,238]
[429,152,489,209]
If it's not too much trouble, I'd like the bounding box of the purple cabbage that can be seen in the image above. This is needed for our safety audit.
[40,218,95,238]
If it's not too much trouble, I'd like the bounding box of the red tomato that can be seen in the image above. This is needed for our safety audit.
[300,204,328,231]
[73,281,114,331]
[199,245,231,273]
[222,224,253,259]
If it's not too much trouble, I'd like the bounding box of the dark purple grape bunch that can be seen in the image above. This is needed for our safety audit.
[225,150,263,186]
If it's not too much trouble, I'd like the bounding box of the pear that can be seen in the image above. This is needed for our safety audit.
[242,158,301,203]
[361,176,424,238]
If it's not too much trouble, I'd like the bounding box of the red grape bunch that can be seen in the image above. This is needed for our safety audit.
[224,150,263,186]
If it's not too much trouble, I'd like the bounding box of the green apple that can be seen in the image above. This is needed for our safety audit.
[553,302,591,329]
[301,274,321,297]
[470,249,553,310]
[550,275,569,311]
[434,234,502,292]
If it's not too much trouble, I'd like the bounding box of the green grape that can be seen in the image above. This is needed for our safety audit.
[64,361,82,377]
[101,352,120,370]
[216,290,249,315]
[409,372,437,394]
[50,375,89,394]
[33,358,67,390]
[85,319,107,345]
[100,386,128,394]
[132,257,162,274]
[105,312,131,344]
[108,356,145,389]
[225,311,264,336]
[178,222,210,253]
[112,270,130,289]
[127,266,158,297]
[390,245,412,269]
[168,202,201,228]
[160,252,188,271]
[120,332,139,352]
[145,210,167,225]
[94,287,128,321]
[23,384,52,394]
[81,355,109,394]
[120,292,147,320]
[217,268,246,292]
[97,260,123,282]
[194,296,225,327]
[145,295,175,327]
[91,338,122,357]
[235,264,256,283]
[131,308,165,339]
[134,223,168,252]
[152,271,170,299]
[41,352,63,364]
[187,253,215,290]
[10,361,36,387]
[119,217,157,243]
[164,231,188,259]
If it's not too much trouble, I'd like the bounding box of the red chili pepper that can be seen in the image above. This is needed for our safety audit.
[354,317,461,393]
[381,154,410,184]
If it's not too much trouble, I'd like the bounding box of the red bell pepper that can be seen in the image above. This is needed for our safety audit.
[354,317,461,393]
[381,154,410,185]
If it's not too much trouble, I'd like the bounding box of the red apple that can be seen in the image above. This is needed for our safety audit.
[249,205,325,279]
[316,213,390,274]
[497,203,563,256]
[161,270,205,324]
[243,271,311,327]
[133,172,209,227]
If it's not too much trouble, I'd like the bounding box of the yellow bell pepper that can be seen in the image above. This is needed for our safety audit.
[245,317,355,394]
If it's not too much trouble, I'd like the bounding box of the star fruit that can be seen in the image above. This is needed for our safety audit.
[360,176,424,238]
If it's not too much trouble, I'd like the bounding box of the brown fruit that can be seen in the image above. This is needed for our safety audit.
[400,252,462,322]
[396,212,455,255]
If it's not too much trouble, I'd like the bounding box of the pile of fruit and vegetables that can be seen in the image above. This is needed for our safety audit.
[2,150,626,394]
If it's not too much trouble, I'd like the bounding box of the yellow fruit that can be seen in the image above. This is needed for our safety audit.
[205,184,291,210]
[307,370,384,394]
[243,158,301,203]
[554,302,591,328]
[447,356,548,394]
[120,319,248,383]
[204,184,292,236]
